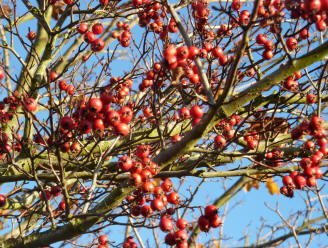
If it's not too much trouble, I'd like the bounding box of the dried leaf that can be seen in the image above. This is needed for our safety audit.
[52,2,65,20]
[249,117,290,143]
[244,181,253,191]
[244,179,260,192]
[0,5,12,18]
[171,66,184,85]
[252,180,260,189]
[153,178,161,186]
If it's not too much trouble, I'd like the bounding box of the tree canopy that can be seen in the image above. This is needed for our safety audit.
[0,0,327,247]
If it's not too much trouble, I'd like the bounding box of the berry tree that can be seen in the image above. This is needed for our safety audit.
[0,0,327,247]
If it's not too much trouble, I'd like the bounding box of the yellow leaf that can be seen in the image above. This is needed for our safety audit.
[266,180,280,195]
[212,240,220,248]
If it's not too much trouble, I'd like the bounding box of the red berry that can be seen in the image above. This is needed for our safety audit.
[316,19,326,31]
[64,0,74,4]
[165,233,176,246]
[190,105,204,119]
[176,218,188,230]
[205,205,217,218]
[188,46,200,60]
[27,31,36,41]
[114,122,130,136]
[99,0,109,5]
[300,158,312,169]
[179,107,190,119]
[84,31,96,43]
[130,173,142,186]
[141,181,154,193]
[51,186,62,197]
[210,214,221,228]
[280,186,294,197]
[263,50,273,60]
[310,115,324,129]
[78,23,88,34]
[214,135,226,149]
[247,139,258,150]
[176,46,189,59]
[212,47,223,58]
[174,230,188,242]
[159,217,174,232]
[98,235,108,245]
[50,71,58,82]
[24,97,37,112]
[167,192,179,204]
[264,40,274,51]
[118,156,133,172]
[79,120,92,134]
[88,98,103,113]
[256,33,267,44]
[0,68,4,80]
[305,0,321,13]
[282,175,293,186]
[92,23,104,35]
[304,166,315,177]
[306,93,316,104]
[136,144,151,158]
[59,80,68,91]
[294,175,306,189]
[164,44,177,59]
[198,215,210,232]
[0,194,6,207]
[60,116,74,130]
[300,28,309,39]
[151,198,164,211]
[92,119,104,131]
[161,178,173,192]
[306,177,317,187]
[304,140,315,150]
[286,37,298,50]
[232,0,241,10]
[140,205,153,217]
[91,39,105,52]
[313,166,323,179]
[119,106,133,124]
[219,55,228,66]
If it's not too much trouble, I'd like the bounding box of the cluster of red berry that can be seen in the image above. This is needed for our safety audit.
[160,216,189,247]
[285,0,328,31]
[255,33,276,61]
[97,234,109,248]
[191,0,210,35]
[78,22,105,52]
[198,205,222,232]
[280,115,325,197]
[282,71,302,92]
[111,21,132,47]
[123,236,138,248]
[56,98,132,153]
[214,115,243,149]
[49,71,75,95]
